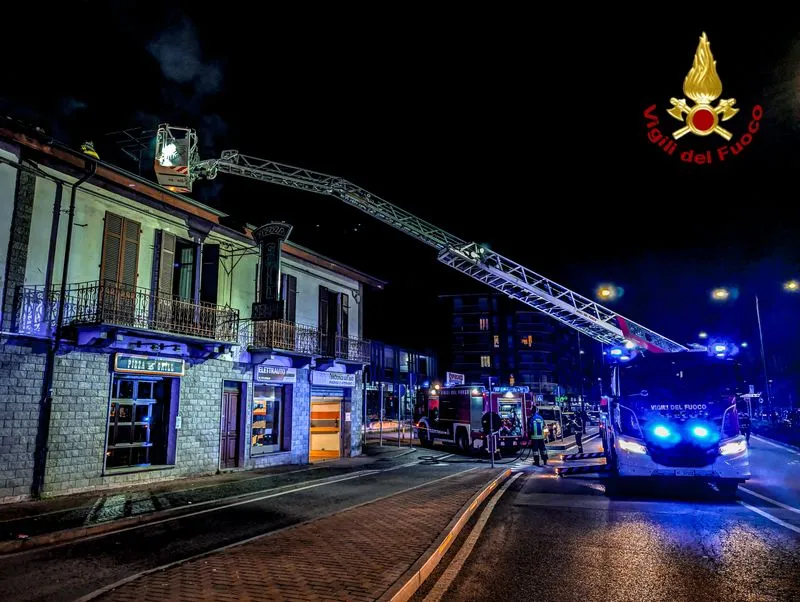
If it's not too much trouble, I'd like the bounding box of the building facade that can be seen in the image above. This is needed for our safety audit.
[0,121,382,502]
[364,342,437,430]
[439,293,595,402]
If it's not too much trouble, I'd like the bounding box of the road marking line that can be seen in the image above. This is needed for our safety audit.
[0,465,328,525]
[422,472,522,602]
[76,467,480,602]
[739,501,800,534]
[752,435,800,455]
[740,487,800,515]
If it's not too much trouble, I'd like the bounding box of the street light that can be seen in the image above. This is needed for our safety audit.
[698,331,708,339]
[784,280,799,292]
[711,288,730,301]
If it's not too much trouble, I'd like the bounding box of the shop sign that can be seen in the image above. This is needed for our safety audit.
[495,385,530,394]
[311,370,356,387]
[445,372,465,386]
[114,353,185,376]
[255,365,297,383]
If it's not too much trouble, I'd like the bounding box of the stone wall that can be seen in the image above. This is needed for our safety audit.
[350,373,363,456]
[2,170,35,332]
[0,342,326,502]
[0,339,46,502]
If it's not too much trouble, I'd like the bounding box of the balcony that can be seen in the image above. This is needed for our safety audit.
[15,281,240,344]
[241,320,372,364]
[241,319,321,356]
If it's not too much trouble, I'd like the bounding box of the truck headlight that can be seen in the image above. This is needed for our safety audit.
[719,439,747,456]
[618,436,648,455]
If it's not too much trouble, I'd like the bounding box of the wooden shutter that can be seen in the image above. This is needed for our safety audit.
[100,212,123,284]
[120,219,141,287]
[318,286,329,333]
[156,230,176,297]
[339,292,349,338]
[282,274,297,322]
[100,212,140,287]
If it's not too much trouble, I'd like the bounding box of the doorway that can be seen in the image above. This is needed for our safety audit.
[310,396,342,462]
[221,381,243,468]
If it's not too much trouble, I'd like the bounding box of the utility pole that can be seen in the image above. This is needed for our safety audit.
[755,295,771,414]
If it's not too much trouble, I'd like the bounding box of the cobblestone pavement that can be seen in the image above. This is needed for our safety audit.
[97,468,500,602]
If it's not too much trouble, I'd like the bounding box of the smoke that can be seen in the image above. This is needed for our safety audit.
[146,17,224,111]
[59,97,88,116]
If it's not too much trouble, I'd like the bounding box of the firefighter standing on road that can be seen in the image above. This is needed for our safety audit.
[570,412,585,453]
[739,412,752,445]
[528,405,548,466]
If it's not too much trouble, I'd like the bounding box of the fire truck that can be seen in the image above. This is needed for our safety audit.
[414,386,533,454]
[151,124,751,492]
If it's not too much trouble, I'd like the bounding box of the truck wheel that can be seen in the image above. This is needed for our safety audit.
[456,429,471,455]
[717,480,739,499]
[418,426,434,448]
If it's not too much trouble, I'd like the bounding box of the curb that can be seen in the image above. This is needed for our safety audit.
[378,467,512,602]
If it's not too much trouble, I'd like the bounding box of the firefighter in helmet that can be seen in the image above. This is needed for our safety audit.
[81,141,99,159]
[528,405,548,466]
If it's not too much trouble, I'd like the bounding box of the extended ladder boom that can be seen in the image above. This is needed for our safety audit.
[155,125,687,353]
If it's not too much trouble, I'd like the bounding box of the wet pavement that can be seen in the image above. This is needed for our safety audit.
[415,437,800,602]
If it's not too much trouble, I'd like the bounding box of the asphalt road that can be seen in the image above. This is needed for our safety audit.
[0,451,475,602]
[425,437,800,602]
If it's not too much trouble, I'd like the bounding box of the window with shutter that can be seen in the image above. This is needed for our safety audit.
[281,273,297,323]
[154,230,176,327]
[99,212,140,325]
[100,212,140,286]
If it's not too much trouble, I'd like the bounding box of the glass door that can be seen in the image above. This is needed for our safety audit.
[106,378,158,469]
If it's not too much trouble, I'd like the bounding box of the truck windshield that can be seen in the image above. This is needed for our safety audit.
[616,353,741,439]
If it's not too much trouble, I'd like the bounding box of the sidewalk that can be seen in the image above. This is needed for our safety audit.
[86,467,508,602]
[0,446,416,551]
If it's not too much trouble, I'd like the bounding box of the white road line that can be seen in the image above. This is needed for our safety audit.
[423,473,522,602]
[739,501,800,534]
[76,467,480,602]
[740,487,800,515]
[0,465,326,525]
[752,435,800,455]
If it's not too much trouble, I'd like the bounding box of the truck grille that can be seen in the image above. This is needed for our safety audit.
[648,443,718,468]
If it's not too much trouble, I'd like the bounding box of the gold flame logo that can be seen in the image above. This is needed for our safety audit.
[667,33,739,140]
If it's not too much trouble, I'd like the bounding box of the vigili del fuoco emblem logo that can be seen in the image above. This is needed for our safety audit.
[644,32,763,165]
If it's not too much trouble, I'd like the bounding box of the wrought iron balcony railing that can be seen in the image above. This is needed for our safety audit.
[335,334,372,363]
[241,319,322,355]
[15,280,240,344]
[241,319,371,363]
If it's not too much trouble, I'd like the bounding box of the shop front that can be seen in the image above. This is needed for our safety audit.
[106,353,182,471]
[251,364,296,458]
[309,370,356,461]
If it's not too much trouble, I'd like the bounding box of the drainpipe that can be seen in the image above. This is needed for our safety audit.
[32,160,96,498]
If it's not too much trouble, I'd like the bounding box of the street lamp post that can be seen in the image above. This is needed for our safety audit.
[755,295,771,413]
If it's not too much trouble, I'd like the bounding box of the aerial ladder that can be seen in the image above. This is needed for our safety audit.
[153,124,688,354]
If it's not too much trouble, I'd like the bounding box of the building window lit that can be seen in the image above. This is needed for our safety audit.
[479,317,489,331]
[520,335,533,347]
[493,335,500,348]
[480,355,491,368]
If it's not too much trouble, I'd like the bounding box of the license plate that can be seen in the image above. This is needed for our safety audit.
[675,469,695,477]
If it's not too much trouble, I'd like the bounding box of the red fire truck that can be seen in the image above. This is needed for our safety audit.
[414,385,535,454]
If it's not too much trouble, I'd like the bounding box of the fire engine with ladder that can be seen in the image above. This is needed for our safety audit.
[152,124,752,495]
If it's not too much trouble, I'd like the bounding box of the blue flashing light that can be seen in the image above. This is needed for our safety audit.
[693,426,709,438]
[653,425,671,438]
[610,348,623,356]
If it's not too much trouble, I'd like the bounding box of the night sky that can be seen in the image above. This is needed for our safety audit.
[2,6,798,388]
